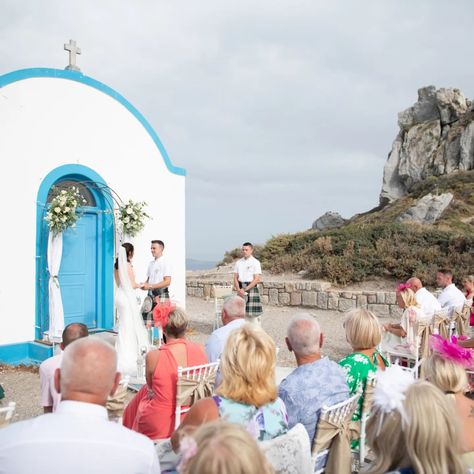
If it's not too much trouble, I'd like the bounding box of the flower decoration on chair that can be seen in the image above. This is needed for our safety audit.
[45,186,87,236]
[117,200,151,237]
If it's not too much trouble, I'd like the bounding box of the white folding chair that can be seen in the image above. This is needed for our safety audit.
[311,392,360,474]
[175,361,219,429]
[212,285,234,331]
[352,373,376,471]
[0,402,16,427]
[451,302,471,337]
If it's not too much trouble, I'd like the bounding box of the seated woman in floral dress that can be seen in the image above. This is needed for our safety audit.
[339,308,388,447]
[171,324,288,451]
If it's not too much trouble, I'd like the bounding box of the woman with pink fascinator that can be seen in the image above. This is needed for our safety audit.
[424,335,474,470]
[381,283,430,355]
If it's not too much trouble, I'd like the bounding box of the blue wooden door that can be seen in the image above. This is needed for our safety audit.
[58,211,98,328]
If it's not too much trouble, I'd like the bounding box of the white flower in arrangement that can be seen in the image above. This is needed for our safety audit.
[46,185,86,236]
[117,199,151,237]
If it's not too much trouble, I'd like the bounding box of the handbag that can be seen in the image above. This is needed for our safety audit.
[141,295,153,314]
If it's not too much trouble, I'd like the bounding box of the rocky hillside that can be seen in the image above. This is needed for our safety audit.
[233,86,474,287]
[381,86,474,204]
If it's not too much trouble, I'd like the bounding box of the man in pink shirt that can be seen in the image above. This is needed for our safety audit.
[39,323,89,412]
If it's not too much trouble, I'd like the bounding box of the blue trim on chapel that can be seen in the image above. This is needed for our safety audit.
[0,342,54,366]
[0,67,186,176]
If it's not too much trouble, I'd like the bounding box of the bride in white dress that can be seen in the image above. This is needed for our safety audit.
[115,243,149,377]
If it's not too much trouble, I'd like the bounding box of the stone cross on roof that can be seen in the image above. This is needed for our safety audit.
[64,39,81,72]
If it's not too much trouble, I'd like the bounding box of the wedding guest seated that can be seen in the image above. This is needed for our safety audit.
[0,338,160,473]
[339,308,388,446]
[206,295,246,363]
[365,366,466,474]
[406,277,441,318]
[424,336,474,469]
[462,275,474,327]
[382,284,430,355]
[123,307,208,440]
[39,322,89,413]
[177,421,274,474]
[278,314,348,443]
[171,325,288,451]
[437,268,466,317]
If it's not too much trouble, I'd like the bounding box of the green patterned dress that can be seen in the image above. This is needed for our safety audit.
[338,351,389,448]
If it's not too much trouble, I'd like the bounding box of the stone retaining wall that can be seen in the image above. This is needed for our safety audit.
[186,279,402,318]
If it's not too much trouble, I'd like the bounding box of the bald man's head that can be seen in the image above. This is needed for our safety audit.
[56,337,120,406]
[62,322,89,348]
[407,277,422,292]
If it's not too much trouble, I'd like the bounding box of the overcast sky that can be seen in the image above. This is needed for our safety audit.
[2,1,474,260]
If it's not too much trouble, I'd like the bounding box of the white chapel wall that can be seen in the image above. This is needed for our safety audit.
[0,75,185,345]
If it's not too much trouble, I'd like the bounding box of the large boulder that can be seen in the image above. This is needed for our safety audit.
[380,86,474,204]
[397,192,453,224]
[312,211,346,231]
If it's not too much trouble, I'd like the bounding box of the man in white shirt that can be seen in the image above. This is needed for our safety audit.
[39,322,89,413]
[206,295,246,363]
[142,239,172,323]
[233,242,263,321]
[436,269,466,316]
[406,277,442,318]
[0,337,160,474]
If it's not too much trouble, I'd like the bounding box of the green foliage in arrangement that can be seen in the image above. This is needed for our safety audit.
[45,186,87,236]
[117,200,151,237]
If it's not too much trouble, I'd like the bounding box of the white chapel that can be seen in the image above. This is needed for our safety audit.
[0,42,186,364]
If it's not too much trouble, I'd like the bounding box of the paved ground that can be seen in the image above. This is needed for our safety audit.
[0,296,356,423]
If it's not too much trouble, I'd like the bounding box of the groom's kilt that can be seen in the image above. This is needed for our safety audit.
[240,283,263,317]
[142,289,170,323]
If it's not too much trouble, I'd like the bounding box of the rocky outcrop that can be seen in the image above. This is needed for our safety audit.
[312,211,346,231]
[397,192,453,224]
[380,86,474,204]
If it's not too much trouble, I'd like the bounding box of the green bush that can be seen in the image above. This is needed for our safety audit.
[259,223,474,286]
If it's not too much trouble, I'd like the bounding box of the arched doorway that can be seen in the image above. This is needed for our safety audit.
[35,165,115,339]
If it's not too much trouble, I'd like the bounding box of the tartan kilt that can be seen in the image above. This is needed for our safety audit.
[142,290,170,323]
[244,286,263,317]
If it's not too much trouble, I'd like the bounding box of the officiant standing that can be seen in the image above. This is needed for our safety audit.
[233,242,263,324]
[141,240,172,323]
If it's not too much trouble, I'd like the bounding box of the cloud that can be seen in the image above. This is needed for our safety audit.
[2,0,474,260]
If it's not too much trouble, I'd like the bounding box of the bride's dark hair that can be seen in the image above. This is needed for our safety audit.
[114,242,134,269]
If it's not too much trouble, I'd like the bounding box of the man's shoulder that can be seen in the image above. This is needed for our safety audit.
[39,353,62,373]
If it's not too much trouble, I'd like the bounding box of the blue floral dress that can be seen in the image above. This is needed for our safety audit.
[212,395,288,441]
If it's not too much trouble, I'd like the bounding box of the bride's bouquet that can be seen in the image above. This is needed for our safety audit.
[117,199,151,237]
[45,186,86,236]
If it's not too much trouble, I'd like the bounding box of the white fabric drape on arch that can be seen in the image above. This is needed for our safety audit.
[47,232,65,339]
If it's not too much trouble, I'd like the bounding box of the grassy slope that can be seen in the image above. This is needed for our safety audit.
[256,171,474,286]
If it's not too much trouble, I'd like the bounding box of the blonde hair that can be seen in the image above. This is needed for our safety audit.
[218,324,277,407]
[165,306,188,337]
[423,353,469,395]
[343,308,381,350]
[398,288,419,308]
[366,381,464,474]
[179,421,274,474]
